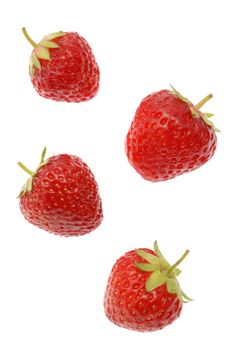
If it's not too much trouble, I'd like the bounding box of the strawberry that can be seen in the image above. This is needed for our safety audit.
[126,86,219,182]
[104,241,191,332]
[22,28,100,102]
[18,148,103,236]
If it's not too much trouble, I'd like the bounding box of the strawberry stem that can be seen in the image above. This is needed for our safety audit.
[22,27,38,48]
[40,146,47,163]
[167,250,189,275]
[195,94,213,110]
[17,162,35,177]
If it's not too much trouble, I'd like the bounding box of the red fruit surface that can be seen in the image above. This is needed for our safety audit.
[27,31,99,102]
[19,154,103,236]
[126,89,217,182]
[104,249,183,332]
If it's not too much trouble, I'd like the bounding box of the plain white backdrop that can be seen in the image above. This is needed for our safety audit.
[0,0,246,349]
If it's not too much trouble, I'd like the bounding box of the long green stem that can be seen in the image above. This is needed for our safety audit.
[167,250,189,275]
[195,94,213,110]
[17,162,35,176]
[22,27,38,48]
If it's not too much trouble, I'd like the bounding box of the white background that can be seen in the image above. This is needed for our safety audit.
[0,0,246,349]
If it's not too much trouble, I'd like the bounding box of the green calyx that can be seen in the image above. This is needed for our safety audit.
[135,241,192,303]
[170,85,220,132]
[17,147,48,197]
[22,28,66,77]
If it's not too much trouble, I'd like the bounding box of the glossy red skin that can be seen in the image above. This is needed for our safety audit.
[31,32,100,102]
[126,90,217,182]
[104,249,182,332]
[20,154,103,236]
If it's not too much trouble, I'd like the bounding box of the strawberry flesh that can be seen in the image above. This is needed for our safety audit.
[31,32,99,102]
[104,249,182,332]
[126,90,217,182]
[19,154,103,236]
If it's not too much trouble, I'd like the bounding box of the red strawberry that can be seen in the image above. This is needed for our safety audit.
[126,86,218,182]
[18,148,103,236]
[22,28,100,102]
[104,241,191,332]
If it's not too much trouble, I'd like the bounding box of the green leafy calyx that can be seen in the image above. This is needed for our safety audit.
[135,241,192,303]
[22,28,66,77]
[170,85,219,132]
[17,147,48,197]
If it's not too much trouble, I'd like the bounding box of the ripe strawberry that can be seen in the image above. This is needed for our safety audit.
[18,148,103,236]
[104,241,191,332]
[22,28,100,102]
[126,86,219,182]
